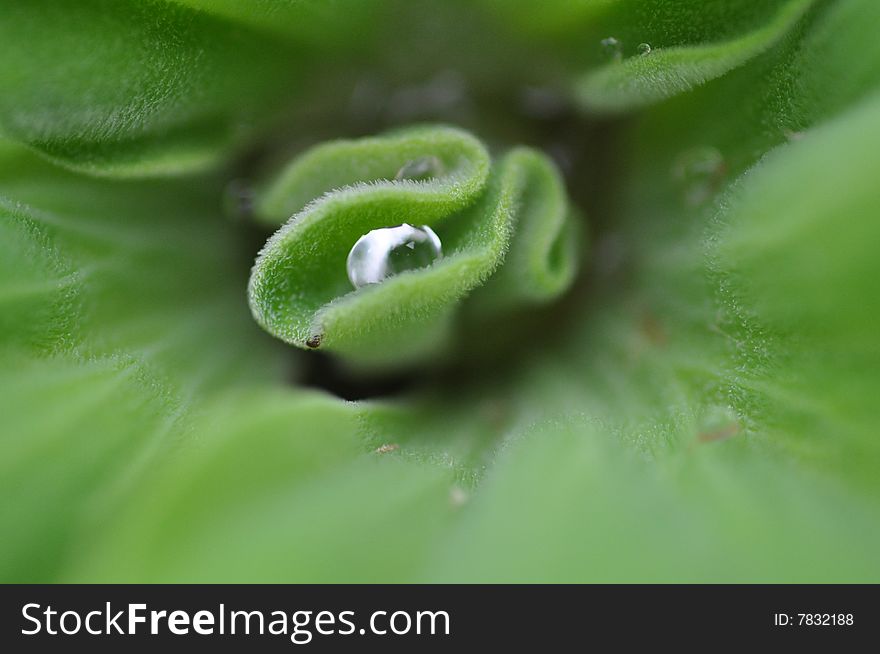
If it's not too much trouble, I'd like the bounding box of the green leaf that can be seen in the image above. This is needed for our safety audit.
[0,353,179,581]
[776,0,880,129]
[248,125,581,365]
[0,0,307,176]
[709,91,880,492]
[2,0,880,585]
[425,419,880,582]
[0,139,289,579]
[0,139,285,390]
[166,0,376,47]
[252,126,492,227]
[575,0,814,112]
[67,390,421,583]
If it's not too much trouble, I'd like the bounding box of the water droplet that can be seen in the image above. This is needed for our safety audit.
[671,146,726,206]
[347,223,442,289]
[601,37,622,61]
[637,42,652,56]
[394,155,445,182]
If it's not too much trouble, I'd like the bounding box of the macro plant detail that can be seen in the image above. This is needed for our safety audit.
[1,0,879,585]
[248,126,579,364]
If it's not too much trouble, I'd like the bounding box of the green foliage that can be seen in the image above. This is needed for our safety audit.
[0,0,311,176]
[427,419,880,582]
[1,0,880,583]
[575,0,815,112]
[248,126,579,364]
[0,139,288,580]
[710,92,880,491]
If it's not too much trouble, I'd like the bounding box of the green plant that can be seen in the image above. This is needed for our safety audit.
[1,0,879,582]
[249,125,578,364]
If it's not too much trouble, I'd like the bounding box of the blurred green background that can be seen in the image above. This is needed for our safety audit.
[1,0,879,582]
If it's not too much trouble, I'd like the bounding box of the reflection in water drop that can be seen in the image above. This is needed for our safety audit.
[601,37,623,62]
[394,155,445,181]
[672,146,726,206]
[346,223,443,289]
[637,42,652,56]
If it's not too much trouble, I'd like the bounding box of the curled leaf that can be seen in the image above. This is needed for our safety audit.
[575,0,814,113]
[248,125,581,365]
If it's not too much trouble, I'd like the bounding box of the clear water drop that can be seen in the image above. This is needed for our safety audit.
[394,155,445,181]
[601,37,622,61]
[637,42,652,56]
[395,156,445,182]
[346,223,442,289]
